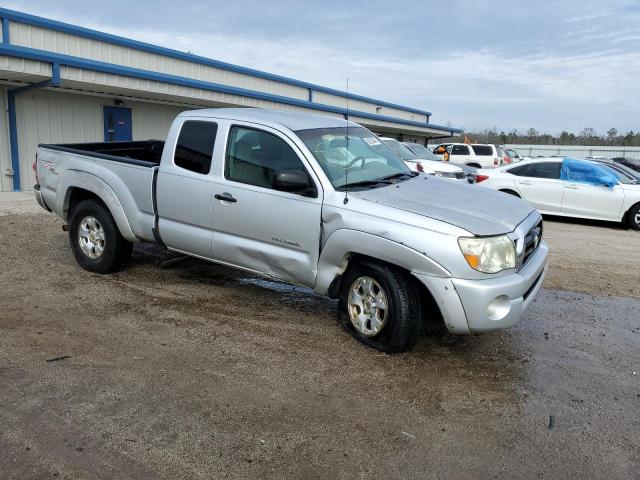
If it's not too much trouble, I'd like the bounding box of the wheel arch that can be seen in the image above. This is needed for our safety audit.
[622,201,640,226]
[316,229,450,297]
[499,188,521,198]
[60,173,136,242]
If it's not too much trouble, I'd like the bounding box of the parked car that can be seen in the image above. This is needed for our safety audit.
[611,157,640,173]
[403,142,476,183]
[34,108,548,353]
[502,147,530,163]
[475,157,640,229]
[380,138,467,181]
[432,143,506,168]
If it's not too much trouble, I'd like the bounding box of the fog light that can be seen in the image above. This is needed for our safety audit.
[486,295,511,321]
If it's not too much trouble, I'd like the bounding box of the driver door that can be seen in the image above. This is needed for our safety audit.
[561,161,624,220]
[211,123,323,287]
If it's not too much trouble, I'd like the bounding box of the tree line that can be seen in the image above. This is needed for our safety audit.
[460,128,640,146]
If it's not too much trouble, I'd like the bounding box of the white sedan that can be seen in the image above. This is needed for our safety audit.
[380,138,467,181]
[475,157,640,230]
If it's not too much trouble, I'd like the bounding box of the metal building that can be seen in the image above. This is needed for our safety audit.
[0,7,462,192]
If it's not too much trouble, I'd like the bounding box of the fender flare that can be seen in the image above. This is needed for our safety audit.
[314,228,450,295]
[59,170,137,242]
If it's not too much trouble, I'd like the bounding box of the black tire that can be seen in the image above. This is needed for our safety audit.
[500,189,521,198]
[467,163,482,169]
[627,204,640,231]
[338,260,422,353]
[69,199,132,273]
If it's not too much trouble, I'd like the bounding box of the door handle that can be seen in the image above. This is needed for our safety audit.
[215,193,237,203]
[565,184,580,189]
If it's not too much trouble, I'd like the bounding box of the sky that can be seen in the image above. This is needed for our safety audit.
[10,0,640,134]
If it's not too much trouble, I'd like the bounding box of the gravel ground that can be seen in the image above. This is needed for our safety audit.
[1,197,639,479]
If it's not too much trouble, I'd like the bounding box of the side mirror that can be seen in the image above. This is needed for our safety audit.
[274,169,316,196]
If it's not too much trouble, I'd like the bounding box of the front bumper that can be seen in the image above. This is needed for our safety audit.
[415,241,548,334]
[33,184,51,212]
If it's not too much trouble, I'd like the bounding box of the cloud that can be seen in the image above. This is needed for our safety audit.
[9,0,640,133]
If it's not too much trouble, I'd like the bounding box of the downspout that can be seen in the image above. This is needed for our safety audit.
[1,19,9,43]
[7,62,61,191]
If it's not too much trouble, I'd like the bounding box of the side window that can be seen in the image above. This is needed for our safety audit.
[508,162,560,179]
[174,121,218,174]
[507,164,530,176]
[452,145,470,155]
[528,162,561,179]
[564,161,613,184]
[507,149,520,158]
[433,144,447,154]
[470,145,493,156]
[225,126,312,193]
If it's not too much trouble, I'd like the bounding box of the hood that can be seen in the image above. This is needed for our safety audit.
[350,175,535,236]
[418,160,461,172]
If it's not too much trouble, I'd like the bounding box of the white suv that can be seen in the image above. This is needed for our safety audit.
[432,143,507,168]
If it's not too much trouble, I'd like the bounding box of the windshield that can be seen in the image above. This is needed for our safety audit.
[382,138,420,161]
[296,127,412,189]
[405,143,442,161]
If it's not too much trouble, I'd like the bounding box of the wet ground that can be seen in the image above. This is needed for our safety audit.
[1,203,639,479]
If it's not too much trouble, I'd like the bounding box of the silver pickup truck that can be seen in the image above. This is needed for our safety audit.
[34,108,548,353]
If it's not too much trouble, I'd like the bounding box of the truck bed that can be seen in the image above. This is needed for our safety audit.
[37,141,164,243]
[38,140,164,167]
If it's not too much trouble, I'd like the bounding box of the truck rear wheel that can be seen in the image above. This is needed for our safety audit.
[69,199,132,274]
[338,260,422,353]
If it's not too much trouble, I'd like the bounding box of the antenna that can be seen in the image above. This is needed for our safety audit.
[344,77,349,205]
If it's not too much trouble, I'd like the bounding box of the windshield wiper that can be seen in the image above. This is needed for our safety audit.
[380,172,414,181]
[336,179,392,190]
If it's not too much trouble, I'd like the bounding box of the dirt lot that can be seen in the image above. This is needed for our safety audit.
[1,198,639,479]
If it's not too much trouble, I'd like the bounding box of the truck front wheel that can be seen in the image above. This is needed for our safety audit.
[69,199,132,274]
[338,260,422,353]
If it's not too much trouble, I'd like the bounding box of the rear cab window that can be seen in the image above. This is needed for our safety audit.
[174,121,218,174]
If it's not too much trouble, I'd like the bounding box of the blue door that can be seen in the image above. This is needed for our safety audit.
[103,106,132,142]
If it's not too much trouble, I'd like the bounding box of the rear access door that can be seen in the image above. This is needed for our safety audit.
[210,121,323,287]
[156,119,219,258]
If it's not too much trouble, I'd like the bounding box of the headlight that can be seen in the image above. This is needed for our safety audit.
[458,235,516,273]
[434,171,456,178]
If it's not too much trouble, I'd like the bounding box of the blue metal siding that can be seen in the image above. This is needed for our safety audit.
[0,43,462,134]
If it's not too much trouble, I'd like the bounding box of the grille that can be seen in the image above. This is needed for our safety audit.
[455,171,466,180]
[521,220,543,267]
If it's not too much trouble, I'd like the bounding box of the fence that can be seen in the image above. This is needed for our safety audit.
[504,145,640,160]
